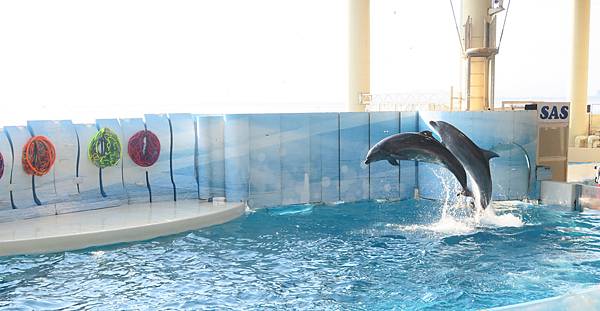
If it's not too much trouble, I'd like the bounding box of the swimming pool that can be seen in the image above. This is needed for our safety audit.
[1,199,598,310]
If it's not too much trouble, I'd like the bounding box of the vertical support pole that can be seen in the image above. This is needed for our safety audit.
[461,0,490,111]
[569,0,591,145]
[348,0,370,112]
[466,59,471,111]
[450,86,454,111]
[489,56,495,110]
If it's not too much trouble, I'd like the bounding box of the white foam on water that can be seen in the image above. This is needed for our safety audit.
[244,204,255,214]
[412,215,475,235]
[269,204,314,216]
[386,187,479,236]
[477,205,524,228]
[91,250,105,257]
[390,169,524,236]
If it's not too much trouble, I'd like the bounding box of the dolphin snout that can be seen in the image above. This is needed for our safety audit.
[364,158,372,165]
[429,121,438,128]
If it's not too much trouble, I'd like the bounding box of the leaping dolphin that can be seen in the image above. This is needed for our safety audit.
[365,131,472,198]
[429,121,499,209]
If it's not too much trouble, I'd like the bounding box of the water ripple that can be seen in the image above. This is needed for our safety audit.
[0,200,598,310]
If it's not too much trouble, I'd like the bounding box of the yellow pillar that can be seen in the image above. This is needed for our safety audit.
[348,0,370,112]
[461,0,490,111]
[569,0,591,144]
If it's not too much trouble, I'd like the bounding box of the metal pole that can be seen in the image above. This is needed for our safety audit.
[490,56,495,110]
[450,86,454,111]
[466,59,471,111]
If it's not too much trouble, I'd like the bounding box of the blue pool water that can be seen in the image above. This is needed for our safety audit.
[2,199,600,310]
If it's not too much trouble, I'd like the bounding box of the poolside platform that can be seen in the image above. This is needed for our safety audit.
[487,285,600,311]
[0,200,246,257]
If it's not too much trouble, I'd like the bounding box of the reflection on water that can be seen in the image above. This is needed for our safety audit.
[0,198,595,311]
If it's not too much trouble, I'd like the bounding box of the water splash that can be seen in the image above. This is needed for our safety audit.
[393,168,523,236]
[431,169,479,233]
[478,204,524,228]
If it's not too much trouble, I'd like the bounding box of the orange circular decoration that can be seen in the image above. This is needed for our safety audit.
[22,135,56,176]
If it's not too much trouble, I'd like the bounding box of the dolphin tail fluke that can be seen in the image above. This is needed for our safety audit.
[481,148,500,161]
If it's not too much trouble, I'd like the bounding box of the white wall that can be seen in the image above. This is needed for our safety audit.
[370,0,461,95]
[0,0,597,124]
[0,0,347,126]
[494,0,572,102]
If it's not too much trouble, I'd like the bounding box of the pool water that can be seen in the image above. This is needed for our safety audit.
[2,199,600,310]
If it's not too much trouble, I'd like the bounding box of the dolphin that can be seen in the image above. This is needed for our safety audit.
[365,131,472,197]
[429,121,499,209]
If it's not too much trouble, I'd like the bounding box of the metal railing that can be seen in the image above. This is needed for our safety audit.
[361,91,454,112]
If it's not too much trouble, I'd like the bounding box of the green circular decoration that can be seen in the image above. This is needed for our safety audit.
[88,127,121,168]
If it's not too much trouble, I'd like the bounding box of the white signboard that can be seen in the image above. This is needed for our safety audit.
[537,102,570,124]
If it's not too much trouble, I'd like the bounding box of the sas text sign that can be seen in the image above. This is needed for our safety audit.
[538,102,570,124]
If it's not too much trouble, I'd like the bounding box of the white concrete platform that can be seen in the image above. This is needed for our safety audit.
[487,285,600,311]
[0,200,245,257]
[567,161,599,183]
[540,180,578,207]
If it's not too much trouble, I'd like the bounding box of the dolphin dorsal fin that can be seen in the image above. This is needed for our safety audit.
[481,148,500,161]
[420,130,433,137]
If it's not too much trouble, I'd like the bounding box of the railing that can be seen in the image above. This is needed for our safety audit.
[499,100,534,111]
[362,91,454,112]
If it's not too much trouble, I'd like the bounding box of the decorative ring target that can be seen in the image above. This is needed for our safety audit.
[128,129,161,167]
[88,128,121,168]
[22,136,56,176]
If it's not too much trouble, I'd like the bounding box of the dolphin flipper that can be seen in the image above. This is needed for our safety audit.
[481,149,500,161]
